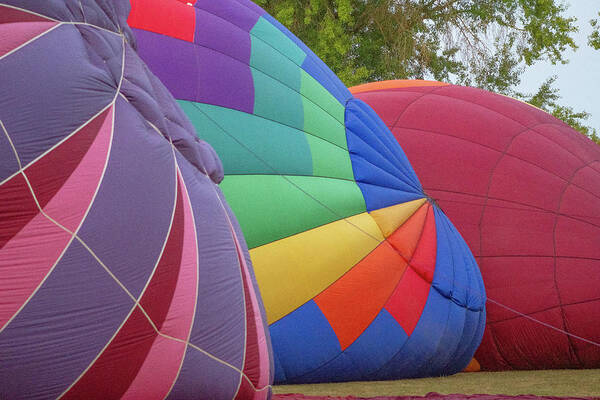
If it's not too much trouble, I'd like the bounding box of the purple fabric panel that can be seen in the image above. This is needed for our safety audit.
[78,96,176,298]
[0,240,133,400]
[0,134,19,179]
[0,25,117,181]
[167,345,240,400]
[195,0,263,32]
[133,28,254,113]
[131,28,200,104]
[195,7,252,64]
[1,0,133,41]
[176,153,245,370]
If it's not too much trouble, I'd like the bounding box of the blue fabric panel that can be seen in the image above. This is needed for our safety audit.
[271,301,341,383]
[293,352,363,384]
[370,288,450,380]
[431,208,455,300]
[346,128,421,190]
[346,99,421,188]
[0,240,133,400]
[353,182,425,212]
[416,300,466,378]
[345,98,424,211]
[261,13,352,104]
[0,25,118,181]
[345,309,408,377]
[442,307,482,376]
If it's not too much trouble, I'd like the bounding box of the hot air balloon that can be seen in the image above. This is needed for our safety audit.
[352,80,600,370]
[129,0,486,383]
[0,1,271,399]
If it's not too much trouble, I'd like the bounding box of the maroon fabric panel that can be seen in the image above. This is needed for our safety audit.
[355,83,600,371]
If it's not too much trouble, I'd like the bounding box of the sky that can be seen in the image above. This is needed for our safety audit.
[516,1,600,134]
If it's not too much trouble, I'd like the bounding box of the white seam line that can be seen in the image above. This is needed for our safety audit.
[0,102,114,187]
[0,3,122,37]
[0,119,22,169]
[57,130,179,399]
[0,22,62,61]
[162,165,201,400]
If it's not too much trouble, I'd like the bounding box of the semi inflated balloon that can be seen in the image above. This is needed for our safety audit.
[0,1,271,399]
[129,0,486,383]
[352,80,600,370]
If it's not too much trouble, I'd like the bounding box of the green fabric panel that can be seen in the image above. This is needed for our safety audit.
[305,134,355,181]
[250,35,302,92]
[250,17,306,66]
[220,175,367,248]
[252,68,304,133]
[301,70,345,125]
[178,100,313,176]
[302,95,347,150]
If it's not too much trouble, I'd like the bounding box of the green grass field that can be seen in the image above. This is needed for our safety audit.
[273,369,600,398]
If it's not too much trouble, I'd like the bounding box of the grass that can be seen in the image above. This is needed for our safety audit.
[273,369,600,398]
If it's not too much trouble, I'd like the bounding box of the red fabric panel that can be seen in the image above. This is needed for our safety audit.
[0,109,109,248]
[480,206,555,257]
[394,127,499,201]
[395,93,521,151]
[555,216,600,260]
[385,267,430,336]
[0,4,53,23]
[139,182,184,331]
[487,154,566,211]
[128,0,196,42]
[408,205,437,283]
[0,174,39,248]
[314,242,408,350]
[483,307,577,370]
[62,307,159,399]
[387,203,428,260]
[480,257,558,323]
[563,299,600,367]
[0,5,57,57]
[26,108,111,209]
[64,180,187,398]
[354,91,425,127]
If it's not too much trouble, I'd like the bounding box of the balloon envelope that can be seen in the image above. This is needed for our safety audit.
[129,0,486,383]
[352,80,600,370]
[0,1,272,399]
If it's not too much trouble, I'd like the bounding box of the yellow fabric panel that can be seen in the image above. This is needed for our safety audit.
[369,198,427,238]
[251,212,384,324]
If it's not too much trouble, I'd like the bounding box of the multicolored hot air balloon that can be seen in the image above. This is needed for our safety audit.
[352,80,600,370]
[0,1,271,399]
[129,0,486,383]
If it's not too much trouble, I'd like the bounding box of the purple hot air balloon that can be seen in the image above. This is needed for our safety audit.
[0,1,272,399]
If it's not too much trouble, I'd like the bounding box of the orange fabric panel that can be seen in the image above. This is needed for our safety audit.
[128,0,196,42]
[384,266,431,335]
[349,80,449,94]
[314,242,408,350]
[408,205,437,283]
[387,203,429,261]
[463,357,481,372]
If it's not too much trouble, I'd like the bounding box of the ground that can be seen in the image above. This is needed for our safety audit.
[273,369,600,398]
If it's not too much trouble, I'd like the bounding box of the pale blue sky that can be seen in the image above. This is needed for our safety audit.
[517,1,600,134]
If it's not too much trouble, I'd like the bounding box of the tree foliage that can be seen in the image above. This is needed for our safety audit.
[590,12,600,50]
[256,0,598,144]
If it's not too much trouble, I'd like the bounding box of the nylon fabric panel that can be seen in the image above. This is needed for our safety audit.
[220,175,366,249]
[270,301,341,382]
[314,241,408,350]
[0,240,133,400]
[128,0,196,42]
[180,102,313,176]
[369,198,427,238]
[251,212,384,324]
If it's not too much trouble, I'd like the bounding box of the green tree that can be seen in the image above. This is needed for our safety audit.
[590,11,600,49]
[256,0,598,144]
